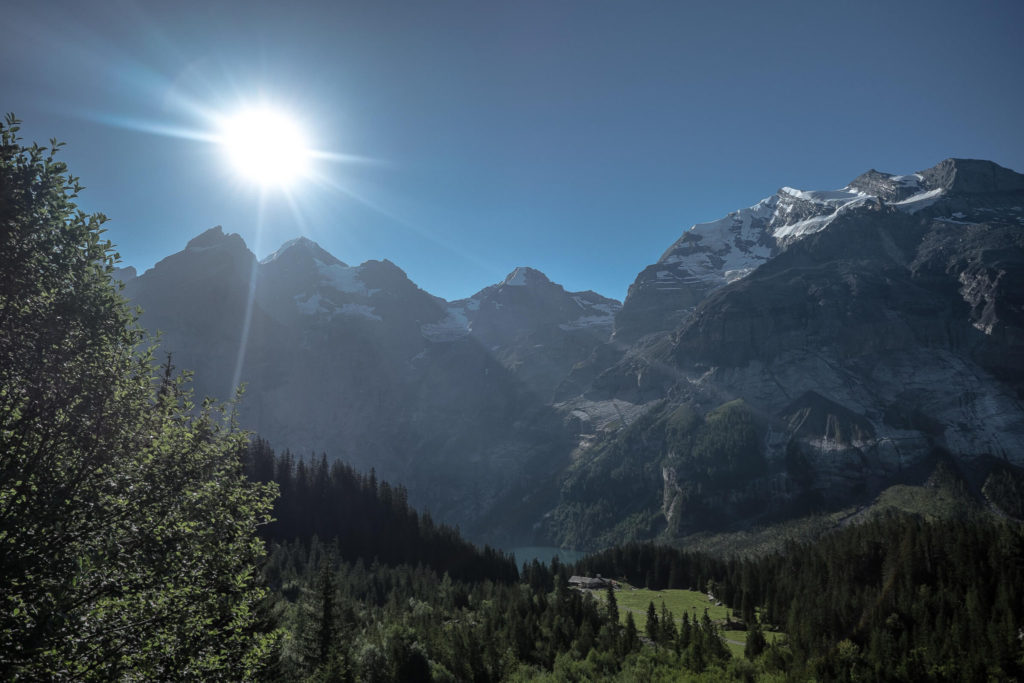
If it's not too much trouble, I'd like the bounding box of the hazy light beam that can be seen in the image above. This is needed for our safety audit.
[231,192,266,396]
[83,112,219,143]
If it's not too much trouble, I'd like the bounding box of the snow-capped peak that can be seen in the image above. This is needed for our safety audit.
[650,166,959,296]
[261,236,346,267]
[502,266,550,287]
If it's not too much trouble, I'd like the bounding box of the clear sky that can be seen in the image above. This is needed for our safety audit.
[4,0,1023,302]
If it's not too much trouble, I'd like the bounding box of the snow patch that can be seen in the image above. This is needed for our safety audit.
[421,306,472,342]
[891,173,924,186]
[662,197,777,284]
[504,267,530,286]
[724,267,756,282]
[893,187,945,213]
[295,293,329,315]
[294,293,381,321]
[319,261,368,294]
[772,213,835,240]
[569,296,619,318]
[780,186,870,205]
[772,191,874,242]
[261,237,304,263]
[338,303,382,321]
[646,167,953,295]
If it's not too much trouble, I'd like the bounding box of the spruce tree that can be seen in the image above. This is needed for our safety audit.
[745,621,767,660]
[622,612,639,654]
[660,603,678,648]
[300,559,339,671]
[645,601,660,643]
[605,585,619,630]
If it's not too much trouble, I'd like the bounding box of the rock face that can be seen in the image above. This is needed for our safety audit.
[547,159,1024,548]
[122,230,618,540]
[613,159,1024,344]
[431,267,620,400]
[122,159,1024,550]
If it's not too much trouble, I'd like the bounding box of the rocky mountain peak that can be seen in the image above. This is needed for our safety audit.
[848,169,924,202]
[918,158,1024,195]
[261,236,346,268]
[112,265,137,283]
[354,259,417,291]
[615,158,1024,343]
[185,225,248,253]
[501,266,551,287]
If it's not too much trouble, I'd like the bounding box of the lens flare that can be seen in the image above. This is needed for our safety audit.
[219,107,311,188]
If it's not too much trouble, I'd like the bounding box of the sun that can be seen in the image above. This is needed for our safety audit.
[219,107,312,189]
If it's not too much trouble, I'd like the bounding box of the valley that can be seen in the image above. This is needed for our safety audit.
[5,114,1024,679]
[5,1,1022,677]
[118,158,1024,552]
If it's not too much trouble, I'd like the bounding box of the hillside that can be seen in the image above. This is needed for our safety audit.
[120,159,1024,550]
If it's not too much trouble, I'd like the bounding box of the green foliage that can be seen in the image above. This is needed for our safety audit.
[244,441,519,583]
[0,115,276,679]
[744,622,766,660]
[250,436,1024,680]
[664,404,701,447]
[983,463,1024,519]
[552,399,767,548]
[645,601,660,643]
[580,513,1024,680]
[263,545,755,682]
[604,585,619,630]
[679,399,762,482]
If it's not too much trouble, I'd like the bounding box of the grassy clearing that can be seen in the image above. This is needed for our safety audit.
[720,629,786,658]
[612,585,731,624]
[591,584,786,658]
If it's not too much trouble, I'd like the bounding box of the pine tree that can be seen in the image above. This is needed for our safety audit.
[645,601,660,643]
[745,621,767,660]
[605,585,619,630]
[300,559,339,671]
[622,612,640,654]
[678,611,692,650]
[660,603,678,649]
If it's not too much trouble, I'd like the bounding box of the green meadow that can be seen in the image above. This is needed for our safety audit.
[598,584,785,657]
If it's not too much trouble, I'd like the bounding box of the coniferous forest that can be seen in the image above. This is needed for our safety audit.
[249,441,1024,681]
[4,117,1024,680]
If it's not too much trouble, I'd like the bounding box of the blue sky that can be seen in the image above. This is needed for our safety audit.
[4,0,1023,301]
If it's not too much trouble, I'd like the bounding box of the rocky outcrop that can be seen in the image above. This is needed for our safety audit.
[429,267,621,401]
[122,159,1024,549]
[122,232,617,542]
[547,160,1024,547]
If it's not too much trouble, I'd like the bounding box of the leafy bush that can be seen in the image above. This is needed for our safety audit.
[0,115,276,679]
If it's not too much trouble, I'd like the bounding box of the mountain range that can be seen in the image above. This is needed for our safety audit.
[119,158,1024,549]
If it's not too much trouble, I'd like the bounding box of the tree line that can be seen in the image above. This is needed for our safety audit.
[242,438,517,584]
[577,513,1024,680]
